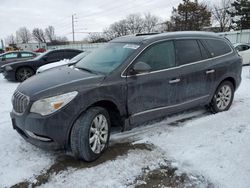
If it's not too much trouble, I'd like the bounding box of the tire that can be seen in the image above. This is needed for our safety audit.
[70,107,111,162]
[16,67,35,82]
[210,81,235,113]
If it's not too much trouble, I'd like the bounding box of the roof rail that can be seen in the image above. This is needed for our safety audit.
[135,33,160,36]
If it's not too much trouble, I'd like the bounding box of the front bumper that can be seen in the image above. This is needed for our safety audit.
[3,70,16,81]
[10,108,75,150]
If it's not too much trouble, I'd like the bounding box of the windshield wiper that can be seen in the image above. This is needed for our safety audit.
[75,66,97,74]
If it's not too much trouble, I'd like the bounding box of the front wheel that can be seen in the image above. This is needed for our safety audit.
[210,81,235,113]
[16,67,34,82]
[70,107,110,162]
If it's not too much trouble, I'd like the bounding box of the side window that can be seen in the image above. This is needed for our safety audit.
[175,39,202,66]
[21,52,34,58]
[134,41,175,71]
[4,53,18,59]
[64,51,80,59]
[197,40,210,59]
[46,52,60,62]
[202,39,232,57]
[56,51,66,60]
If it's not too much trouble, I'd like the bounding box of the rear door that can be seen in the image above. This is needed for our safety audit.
[174,39,213,104]
[126,40,180,124]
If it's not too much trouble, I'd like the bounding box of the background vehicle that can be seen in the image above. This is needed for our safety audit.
[1,49,82,81]
[233,43,250,65]
[34,48,46,53]
[0,51,37,70]
[10,32,242,162]
[36,51,90,73]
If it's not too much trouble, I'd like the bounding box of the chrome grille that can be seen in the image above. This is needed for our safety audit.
[12,91,29,114]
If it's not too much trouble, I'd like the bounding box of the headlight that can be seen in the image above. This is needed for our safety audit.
[30,91,78,116]
[5,65,13,71]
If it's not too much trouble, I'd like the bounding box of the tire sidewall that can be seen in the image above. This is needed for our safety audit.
[71,107,111,161]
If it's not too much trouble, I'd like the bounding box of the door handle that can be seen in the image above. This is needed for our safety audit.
[206,69,215,74]
[169,78,181,84]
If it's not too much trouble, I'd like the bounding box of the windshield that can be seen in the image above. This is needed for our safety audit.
[70,51,90,63]
[75,43,139,74]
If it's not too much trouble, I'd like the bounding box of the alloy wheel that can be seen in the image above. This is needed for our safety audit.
[215,84,232,111]
[89,114,109,154]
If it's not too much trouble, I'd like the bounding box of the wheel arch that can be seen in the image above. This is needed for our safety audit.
[15,66,35,80]
[67,99,124,149]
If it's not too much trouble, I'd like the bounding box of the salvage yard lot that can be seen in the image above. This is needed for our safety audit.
[0,67,250,188]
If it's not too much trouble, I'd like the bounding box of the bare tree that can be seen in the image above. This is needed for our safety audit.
[126,14,144,34]
[212,0,232,32]
[32,28,46,43]
[88,33,107,43]
[143,13,159,32]
[16,27,32,43]
[5,34,16,45]
[45,26,55,42]
[103,13,160,40]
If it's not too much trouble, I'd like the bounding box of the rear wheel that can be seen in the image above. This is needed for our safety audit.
[16,67,34,82]
[70,107,110,161]
[210,81,234,113]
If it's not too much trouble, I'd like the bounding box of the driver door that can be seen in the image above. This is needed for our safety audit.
[125,40,180,125]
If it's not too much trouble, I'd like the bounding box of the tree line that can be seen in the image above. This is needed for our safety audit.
[5,26,68,46]
[89,0,250,42]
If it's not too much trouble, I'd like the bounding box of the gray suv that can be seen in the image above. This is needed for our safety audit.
[10,32,242,161]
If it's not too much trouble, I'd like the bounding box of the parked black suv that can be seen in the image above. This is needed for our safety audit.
[10,32,242,161]
[1,49,82,81]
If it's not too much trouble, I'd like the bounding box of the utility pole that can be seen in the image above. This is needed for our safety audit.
[72,14,77,43]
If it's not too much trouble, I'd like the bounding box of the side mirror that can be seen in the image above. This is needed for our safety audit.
[129,61,151,75]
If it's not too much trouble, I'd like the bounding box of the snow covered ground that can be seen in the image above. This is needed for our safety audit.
[0,67,250,188]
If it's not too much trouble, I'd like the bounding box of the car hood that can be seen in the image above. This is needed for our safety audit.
[17,66,105,99]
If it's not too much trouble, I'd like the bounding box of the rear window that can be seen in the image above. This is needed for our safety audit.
[202,39,232,57]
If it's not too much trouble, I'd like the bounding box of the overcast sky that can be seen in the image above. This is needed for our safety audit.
[0,0,214,42]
